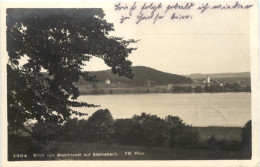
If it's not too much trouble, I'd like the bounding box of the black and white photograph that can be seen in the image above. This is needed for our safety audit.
[0,1,259,166]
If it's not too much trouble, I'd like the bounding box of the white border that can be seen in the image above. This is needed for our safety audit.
[0,1,259,167]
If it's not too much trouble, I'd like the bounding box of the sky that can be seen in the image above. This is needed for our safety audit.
[84,1,251,75]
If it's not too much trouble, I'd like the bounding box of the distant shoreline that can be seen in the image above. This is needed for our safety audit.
[79,90,251,96]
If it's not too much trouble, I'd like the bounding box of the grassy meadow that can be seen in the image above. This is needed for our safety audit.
[41,141,250,160]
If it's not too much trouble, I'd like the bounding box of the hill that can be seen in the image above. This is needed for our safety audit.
[187,72,250,79]
[77,66,192,86]
[187,72,251,86]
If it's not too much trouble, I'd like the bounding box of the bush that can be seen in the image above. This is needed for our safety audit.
[218,139,240,151]
[178,127,200,148]
[198,135,241,151]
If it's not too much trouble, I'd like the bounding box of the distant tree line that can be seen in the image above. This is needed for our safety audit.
[86,83,251,95]
[172,83,251,93]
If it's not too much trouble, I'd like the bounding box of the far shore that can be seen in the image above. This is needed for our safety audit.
[78,87,251,96]
[76,81,251,95]
[79,91,251,96]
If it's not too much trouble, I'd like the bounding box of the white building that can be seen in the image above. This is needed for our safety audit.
[105,79,110,84]
[206,76,211,84]
[144,80,152,87]
[167,84,173,90]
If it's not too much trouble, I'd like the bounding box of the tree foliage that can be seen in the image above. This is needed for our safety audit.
[114,113,199,148]
[240,120,251,156]
[241,120,251,149]
[87,109,114,142]
[7,9,137,132]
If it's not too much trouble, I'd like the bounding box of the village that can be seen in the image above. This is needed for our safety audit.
[77,75,251,95]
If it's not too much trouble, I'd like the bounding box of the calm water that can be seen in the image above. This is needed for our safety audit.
[75,93,251,127]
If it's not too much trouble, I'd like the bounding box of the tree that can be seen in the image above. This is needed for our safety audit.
[204,135,219,149]
[114,113,171,146]
[165,115,187,147]
[232,83,241,92]
[58,118,82,142]
[194,86,202,93]
[204,85,210,92]
[241,120,251,145]
[172,86,184,93]
[7,9,137,132]
[31,121,62,146]
[87,109,114,142]
[184,86,192,93]
[245,85,251,92]
[109,89,113,94]
[240,120,252,157]
[145,88,150,93]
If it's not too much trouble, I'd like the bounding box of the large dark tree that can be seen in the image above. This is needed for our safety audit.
[241,120,251,155]
[7,9,137,132]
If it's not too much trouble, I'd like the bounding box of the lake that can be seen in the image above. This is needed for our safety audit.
[74,93,251,127]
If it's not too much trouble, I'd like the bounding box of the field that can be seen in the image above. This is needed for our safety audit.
[39,142,250,160]
[194,127,242,141]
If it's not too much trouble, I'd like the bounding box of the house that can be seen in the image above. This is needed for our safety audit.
[167,84,173,90]
[203,76,211,84]
[146,80,152,87]
[219,83,225,87]
[105,79,110,84]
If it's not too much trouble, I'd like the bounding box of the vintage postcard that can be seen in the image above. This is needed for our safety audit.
[0,1,259,167]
